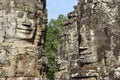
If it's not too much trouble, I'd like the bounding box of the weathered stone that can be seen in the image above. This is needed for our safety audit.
[0,0,48,80]
[55,0,120,80]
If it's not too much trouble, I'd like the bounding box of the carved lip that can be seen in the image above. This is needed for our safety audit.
[17,25,35,34]
[80,50,92,55]
[79,54,98,63]
[17,25,33,30]
[22,23,31,27]
[17,29,32,34]
[79,47,90,55]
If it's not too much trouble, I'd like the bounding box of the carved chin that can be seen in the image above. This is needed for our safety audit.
[15,32,34,39]
[80,55,98,64]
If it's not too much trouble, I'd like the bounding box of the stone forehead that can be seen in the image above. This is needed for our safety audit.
[2,0,38,11]
[15,0,37,11]
[15,0,37,4]
[3,0,37,6]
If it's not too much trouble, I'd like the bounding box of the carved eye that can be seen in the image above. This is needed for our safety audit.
[87,37,91,41]
[27,12,35,19]
[17,11,24,18]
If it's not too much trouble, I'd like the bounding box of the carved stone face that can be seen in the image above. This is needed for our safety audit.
[79,25,98,64]
[78,0,114,64]
[15,4,36,40]
[79,25,111,64]
[0,0,37,43]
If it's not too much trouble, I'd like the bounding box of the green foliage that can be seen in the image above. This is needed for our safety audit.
[45,14,67,80]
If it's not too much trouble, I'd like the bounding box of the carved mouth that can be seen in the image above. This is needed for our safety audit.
[22,23,31,27]
[80,50,92,55]
[80,54,92,58]
[17,25,33,34]
[79,53,98,63]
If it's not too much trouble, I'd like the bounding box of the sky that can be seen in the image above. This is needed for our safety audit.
[46,0,77,22]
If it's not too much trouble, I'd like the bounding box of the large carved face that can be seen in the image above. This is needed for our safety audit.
[79,25,98,64]
[0,0,37,43]
[79,25,111,64]
[15,2,37,40]
[78,0,116,64]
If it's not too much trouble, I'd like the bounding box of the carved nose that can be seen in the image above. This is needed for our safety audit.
[22,20,32,27]
[80,42,89,49]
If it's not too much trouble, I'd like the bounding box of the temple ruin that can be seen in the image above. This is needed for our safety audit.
[55,0,120,80]
[0,0,120,80]
[0,0,48,80]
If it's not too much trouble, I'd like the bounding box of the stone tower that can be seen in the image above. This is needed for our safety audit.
[0,0,48,80]
[55,0,120,80]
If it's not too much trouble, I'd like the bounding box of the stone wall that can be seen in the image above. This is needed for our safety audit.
[55,0,120,80]
[0,0,48,80]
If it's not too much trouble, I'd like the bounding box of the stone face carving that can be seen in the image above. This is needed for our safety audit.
[0,0,47,45]
[0,0,47,80]
[15,6,36,39]
[55,0,120,80]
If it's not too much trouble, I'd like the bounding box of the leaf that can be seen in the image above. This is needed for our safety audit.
[45,14,67,80]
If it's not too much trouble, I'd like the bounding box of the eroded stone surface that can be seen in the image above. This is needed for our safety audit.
[0,0,48,80]
[55,0,120,80]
